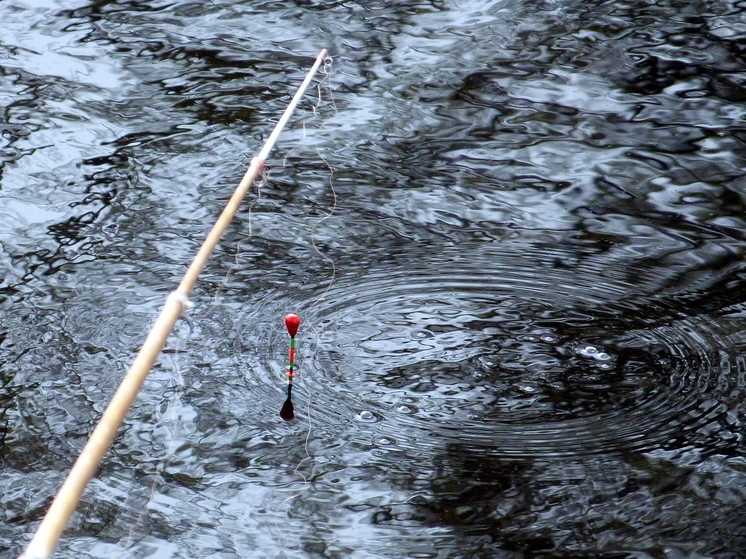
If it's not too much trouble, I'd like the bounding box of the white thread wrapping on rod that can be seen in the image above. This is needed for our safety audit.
[166,290,193,315]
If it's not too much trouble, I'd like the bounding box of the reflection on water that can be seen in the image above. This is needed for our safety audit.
[2,0,746,557]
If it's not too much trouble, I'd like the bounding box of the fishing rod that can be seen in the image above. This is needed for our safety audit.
[19,48,329,559]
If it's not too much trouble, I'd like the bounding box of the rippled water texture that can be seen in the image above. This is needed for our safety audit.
[3,0,746,557]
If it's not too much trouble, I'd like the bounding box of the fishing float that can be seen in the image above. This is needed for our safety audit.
[19,49,329,559]
[280,313,301,421]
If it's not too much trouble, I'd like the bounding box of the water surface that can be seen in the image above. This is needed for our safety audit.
[2,0,746,557]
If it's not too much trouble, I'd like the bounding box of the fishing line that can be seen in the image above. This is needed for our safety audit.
[214,55,335,308]
[128,55,338,559]
[19,51,330,559]
[135,55,336,557]
[266,55,340,558]
[275,56,338,449]
[218,53,337,406]
[121,318,192,552]
[210,167,268,306]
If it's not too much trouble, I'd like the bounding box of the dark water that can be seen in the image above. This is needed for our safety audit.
[3,0,746,557]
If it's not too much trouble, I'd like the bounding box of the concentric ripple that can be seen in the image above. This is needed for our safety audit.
[234,243,743,457]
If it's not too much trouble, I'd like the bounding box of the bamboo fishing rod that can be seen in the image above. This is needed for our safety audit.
[19,48,329,559]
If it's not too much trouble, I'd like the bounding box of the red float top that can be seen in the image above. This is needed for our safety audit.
[284,313,300,337]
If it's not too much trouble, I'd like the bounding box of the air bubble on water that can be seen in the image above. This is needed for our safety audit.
[541,335,556,343]
[376,436,395,446]
[355,410,378,423]
[578,345,615,360]
[519,384,538,394]
[576,344,616,368]
[396,404,417,414]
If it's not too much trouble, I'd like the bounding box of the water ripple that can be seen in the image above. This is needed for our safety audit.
[234,243,745,458]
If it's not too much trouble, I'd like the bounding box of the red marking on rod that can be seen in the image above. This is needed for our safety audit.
[285,313,300,337]
[250,157,266,171]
